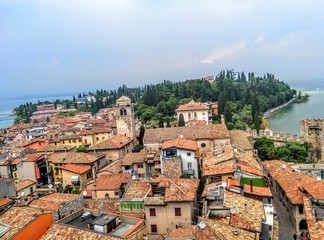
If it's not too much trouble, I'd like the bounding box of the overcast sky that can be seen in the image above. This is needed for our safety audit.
[1,0,324,97]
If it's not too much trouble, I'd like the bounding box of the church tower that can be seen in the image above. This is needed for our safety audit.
[115,96,136,143]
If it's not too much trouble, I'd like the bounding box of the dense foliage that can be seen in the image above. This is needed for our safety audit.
[13,70,295,131]
[254,137,312,162]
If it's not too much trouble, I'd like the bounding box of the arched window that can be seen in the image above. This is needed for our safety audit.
[299,220,307,230]
[120,108,127,116]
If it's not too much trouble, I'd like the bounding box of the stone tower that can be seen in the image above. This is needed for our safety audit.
[300,118,324,162]
[115,96,136,143]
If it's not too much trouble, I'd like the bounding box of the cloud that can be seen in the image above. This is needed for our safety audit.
[200,42,247,64]
[255,35,266,43]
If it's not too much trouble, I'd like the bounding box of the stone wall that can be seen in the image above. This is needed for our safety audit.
[58,195,84,220]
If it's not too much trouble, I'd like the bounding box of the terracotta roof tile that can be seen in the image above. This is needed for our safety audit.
[62,164,91,174]
[121,150,146,166]
[235,151,260,169]
[124,180,150,198]
[176,100,209,111]
[80,127,112,135]
[203,145,235,166]
[15,179,36,191]
[303,181,324,200]
[303,196,324,240]
[204,218,257,240]
[0,198,14,207]
[40,223,119,240]
[29,193,81,212]
[230,130,253,150]
[0,207,43,240]
[161,138,197,152]
[23,153,45,162]
[48,152,98,164]
[224,191,265,232]
[144,124,230,144]
[94,173,131,191]
[88,135,132,150]
[263,160,317,204]
[243,185,272,197]
[202,163,236,176]
[98,160,122,175]
[166,226,195,239]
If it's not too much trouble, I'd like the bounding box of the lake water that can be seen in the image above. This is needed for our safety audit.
[268,81,324,135]
[0,94,74,128]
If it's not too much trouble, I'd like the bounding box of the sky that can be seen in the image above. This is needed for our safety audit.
[1,0,324,98]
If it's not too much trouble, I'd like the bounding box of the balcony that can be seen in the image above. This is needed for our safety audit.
[162,155,182,161]
[183,169,195,175]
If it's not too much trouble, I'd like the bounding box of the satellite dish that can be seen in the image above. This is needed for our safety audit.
[282,164,286,169]
[82,190,87,197]
[20,191,25,197]
[267,164,270,168]
[132,175,136,180]
[198,221,206,229]
[179,135,183,139]
[317,176,321,181]
[230,207,236,214]
[221,181,227,188]
[48,183,53,189]
[170,186,175,191]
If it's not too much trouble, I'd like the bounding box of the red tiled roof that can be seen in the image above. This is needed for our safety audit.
[15,179,36,191]
[29,193,80,212]
[161,138,197,151]
[243,185,273,197]
[124,180,150,198]
[80,127,112,135]
[62,164,91,174]
[88,135,132,150]
[176,100,209,111]
[95,173,131,191]
[23,153,45,162]
[121,150,146,166]
[303,181,324,200]
[0,198,14,207]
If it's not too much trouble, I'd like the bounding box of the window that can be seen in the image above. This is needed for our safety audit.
[187,162,192,171]
[102,137,105,140]
[96,137,99,141]
[120,108,127,116]
[175,208,181,216]
[30,187,33,192]
[73,139,76,143]
[138,164,143,169]
[201,143,206,148]
[188,113,191,119]
[63,140,65,144]
[150,208,156,216]
[84,139,87,144]
[299,205,304,214]
[69,140,71,143]
[13,172,18,178]
[187,152,191,156]
[151,224,157,233]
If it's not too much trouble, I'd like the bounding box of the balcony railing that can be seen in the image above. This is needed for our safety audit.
[183,169,195,175]
[163,155,182,160]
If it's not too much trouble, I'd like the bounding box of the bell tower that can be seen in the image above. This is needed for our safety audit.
[115,96,136,143]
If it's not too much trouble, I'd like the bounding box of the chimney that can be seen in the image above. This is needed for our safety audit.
[250,178,253,192]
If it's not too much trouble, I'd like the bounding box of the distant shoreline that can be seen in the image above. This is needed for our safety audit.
[263,98,295,120]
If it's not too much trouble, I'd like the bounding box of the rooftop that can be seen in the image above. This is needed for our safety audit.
[161,137,197,152]
[88,135,132,150]
[98,160,122,175]
[263,160,317,204]
[144,124,230,144]
[94,173,131,191]
[62,163,91,174]
[303,196,324,240]
[80,127,112,135]
[15,179,36,192]
[230,130,253,151]
[175,100,209,111]
[48,152,98,164]
[0,206,43,240]
[29,193,81,212]
[120,150,146,166]
[40,223,118,240]
[224,191,265,232]
[123,180,150,199]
